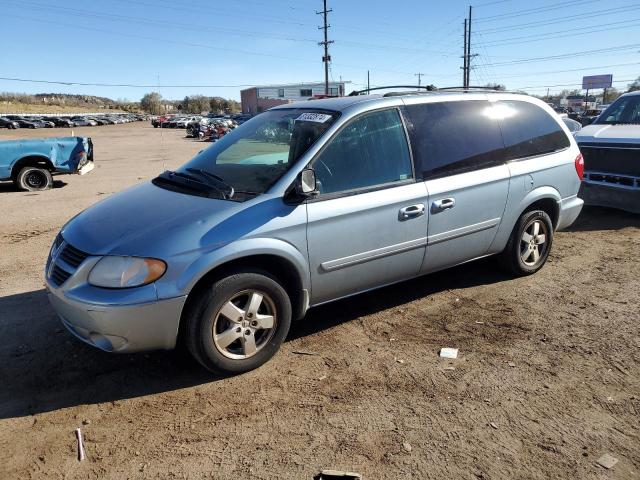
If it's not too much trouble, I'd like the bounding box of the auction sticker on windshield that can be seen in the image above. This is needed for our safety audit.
[296,112,333,123]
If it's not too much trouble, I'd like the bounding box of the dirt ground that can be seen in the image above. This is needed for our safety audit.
[1,123,639,480]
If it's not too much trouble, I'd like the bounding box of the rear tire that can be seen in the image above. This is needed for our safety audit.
[15,166,53,191]
[499,209,553,276]
[184,272,292,375]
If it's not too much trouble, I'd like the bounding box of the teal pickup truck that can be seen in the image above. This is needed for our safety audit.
[0,136,94,191]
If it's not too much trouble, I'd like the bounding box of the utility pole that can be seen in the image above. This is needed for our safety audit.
[367,70,370,94]
[466,6,473,88]
[414,73,425,86]
[462,6,478,88]
[317,0,334,95]
[462,19,468,88]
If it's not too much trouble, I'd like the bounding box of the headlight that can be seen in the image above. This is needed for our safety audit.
[88,256,166,288]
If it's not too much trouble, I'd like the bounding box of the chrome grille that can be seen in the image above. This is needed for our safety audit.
[59,243,89,268]
[47,235,90,287]
[51,264,72,286]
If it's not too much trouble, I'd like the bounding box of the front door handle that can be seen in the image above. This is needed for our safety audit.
[431,197,456,213]
[399,204,425,220]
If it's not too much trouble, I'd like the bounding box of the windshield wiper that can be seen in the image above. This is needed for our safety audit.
[156,170,229,199]
[185,168,234,199]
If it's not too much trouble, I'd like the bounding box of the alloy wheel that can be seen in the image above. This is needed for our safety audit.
[520,219,548,266]
[212,290,277,360]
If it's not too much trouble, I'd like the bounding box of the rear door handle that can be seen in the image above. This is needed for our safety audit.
[399,204,425,220]
[431,197,456,213]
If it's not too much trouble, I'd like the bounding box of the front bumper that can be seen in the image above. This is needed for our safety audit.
[579,174,640,214]
[46,274,186,353]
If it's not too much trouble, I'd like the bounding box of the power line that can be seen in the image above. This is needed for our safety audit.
[477,3,640,34]
[2,2,457,57]
[0,76,259,88]
[476,0,600,22]
[494,62,640,79]
[0,0,318,43]
[0,12,423,77]
[473,0,515,7]
[482,18,640,47]
[482,43,640,67]
[514,79,635,91]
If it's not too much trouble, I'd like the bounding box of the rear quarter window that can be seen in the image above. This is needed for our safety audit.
[497,100,570,160]
[401,100,505,180]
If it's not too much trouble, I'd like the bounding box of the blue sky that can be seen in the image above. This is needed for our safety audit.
[0,0,638,101]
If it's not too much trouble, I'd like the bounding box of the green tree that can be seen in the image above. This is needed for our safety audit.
[628,77,640,92]
[209,97,223,113]
[183,95,209,114]
[603,87,622,103]
[140,92,163,115]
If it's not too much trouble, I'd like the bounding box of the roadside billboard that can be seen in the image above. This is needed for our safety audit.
[582,74,613,90]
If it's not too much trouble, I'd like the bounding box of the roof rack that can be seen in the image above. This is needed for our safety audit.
[437,85,505,92]
[348,85,437,96]
[348,84,508,97]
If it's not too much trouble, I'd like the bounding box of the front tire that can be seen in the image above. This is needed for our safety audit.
[499,209,553,276]
[15,166,53,191]
[185,272,292,374]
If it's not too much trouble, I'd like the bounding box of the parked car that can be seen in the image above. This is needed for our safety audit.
[45,91,583,374]
[0,136,94,191]
[6,116,41,128]
[579,109,603,127]
[152,116,171,128]
[562,117,582,134]
[30,117,55,128]
[175,116,201,128]
[70,117,94,127]
[574,90,640,213]
[0,117,20,129]
[43,116,76,128]
[87,116,109,126]
[165,117,184,128]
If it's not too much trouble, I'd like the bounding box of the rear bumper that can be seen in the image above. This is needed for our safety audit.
[77,161,94,175]
[579,179,640,214]
[556,194,584,230]
[47,285,187,353]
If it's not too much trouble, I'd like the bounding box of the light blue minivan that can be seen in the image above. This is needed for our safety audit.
[45,90,584,374]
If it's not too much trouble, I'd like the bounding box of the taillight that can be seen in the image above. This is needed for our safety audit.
[574,153,584,181]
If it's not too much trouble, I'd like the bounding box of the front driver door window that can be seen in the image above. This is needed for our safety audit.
[305,108,428,305]
[312,108,413,195]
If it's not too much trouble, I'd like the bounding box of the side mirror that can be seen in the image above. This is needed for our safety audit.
[295,168,318,197]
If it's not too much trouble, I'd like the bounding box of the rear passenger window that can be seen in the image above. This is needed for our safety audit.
[311,108,413,195]
[496,100,570,160]
[402,100,505,179]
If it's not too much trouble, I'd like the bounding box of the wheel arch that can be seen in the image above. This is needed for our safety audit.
[491,186,561,253]
[177,251,309,347]
[11,155,55,179]
[519,187,561,229]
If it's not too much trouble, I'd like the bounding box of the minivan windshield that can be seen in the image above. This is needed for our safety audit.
[157,108,339,200]
[595,95,640,125]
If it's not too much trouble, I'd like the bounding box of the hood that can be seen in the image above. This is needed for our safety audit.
[61,181,246,257]
[575,124,640,144]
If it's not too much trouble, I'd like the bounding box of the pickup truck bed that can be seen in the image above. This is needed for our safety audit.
[0,136,94,191]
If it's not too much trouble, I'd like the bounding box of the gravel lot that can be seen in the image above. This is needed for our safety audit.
[1,123,639,479]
